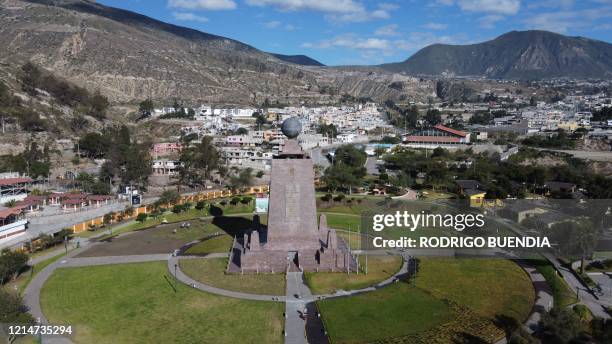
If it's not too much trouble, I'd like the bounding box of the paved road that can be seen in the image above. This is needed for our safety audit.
[485,215,611,320]
[285,272,312,344]
[543,253,610,319]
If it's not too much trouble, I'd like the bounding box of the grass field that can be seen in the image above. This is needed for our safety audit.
[531,259,577,309]
[184,235,233,255]
[415,258,534,321]
[320,213,362,231]
[40,262,284,344]
[305,255,402,294]
[179,258,286,295]
[318,282,453,343]
[318,258,535,344]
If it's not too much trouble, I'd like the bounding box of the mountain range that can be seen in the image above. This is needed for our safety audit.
[0,0,611,105]
[381,30,612,79]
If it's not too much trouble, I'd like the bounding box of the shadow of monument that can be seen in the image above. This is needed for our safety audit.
[452,332,490,344]
[493,314,520,340]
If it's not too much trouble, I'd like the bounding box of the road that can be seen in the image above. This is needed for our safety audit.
[533,148,612,162]
[285,272,312,344]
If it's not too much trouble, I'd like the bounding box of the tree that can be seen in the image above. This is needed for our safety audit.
[178,136,220,187]
[195,201,207,211]
[538,308,586,343]
[77,132,110,158]
[424,109,442,126]
[252,112,267,128]
[157,190,180,206]
[229,168,253,190]
[317,123,338,138]
[0,250,29,284]
[138,99,154,119]
[87,91,109,120]
[20,62,41,96]
[0,288,35,343]
[323,145,367,193]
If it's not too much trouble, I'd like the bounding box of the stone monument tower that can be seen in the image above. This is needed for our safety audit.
[227,118,356,273]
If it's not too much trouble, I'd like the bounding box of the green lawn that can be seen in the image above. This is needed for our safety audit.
[179,258,286,296]
[7,252,67,294]
[305,255,402,294]
[415,258,534,322]
[40,262,284,344]
[320,213,362,231]
[318,282,453,344]
[531,259,577,309]
[184,235,233,255]
[318,258,536,344]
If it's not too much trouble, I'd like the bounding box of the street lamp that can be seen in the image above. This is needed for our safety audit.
[174,263,178,293]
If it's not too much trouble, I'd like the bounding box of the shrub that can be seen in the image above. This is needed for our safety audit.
[136,213,148,223]
[195,201,207,210]
[321,194,333,202]
[172,204,182,214]
[333,194,345,202]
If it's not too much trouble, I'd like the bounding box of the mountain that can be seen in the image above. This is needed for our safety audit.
[0,0,422,104]
[380,30,612,79]
[270,53,325,67]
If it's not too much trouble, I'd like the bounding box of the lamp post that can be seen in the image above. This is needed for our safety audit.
[174,263,178,293]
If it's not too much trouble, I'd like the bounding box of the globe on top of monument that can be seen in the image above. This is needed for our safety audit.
[281,117,302,139]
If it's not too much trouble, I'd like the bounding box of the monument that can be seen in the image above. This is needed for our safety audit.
[227,118,356,273]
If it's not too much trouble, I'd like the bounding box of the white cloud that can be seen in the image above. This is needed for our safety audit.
[246,0,363,13]
[458,0,520,15]
[302,35,391,51]
[172,12,209,22]
[264,20,297,30]
[264,20,281,28]
[168,0,236,10]
[436,0,520,15]
[422,22,448,30]
[524,7,612,33]
[393,32,469,52]
[375,24,400,36]
[247,0,391,22]
[478,14,504,28]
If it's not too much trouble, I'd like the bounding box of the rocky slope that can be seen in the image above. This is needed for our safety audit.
[0,0,426,104]
[381,30,612,79]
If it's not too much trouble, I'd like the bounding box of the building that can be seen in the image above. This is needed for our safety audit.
[152,160,184,176]
[228,119,355,273]
[0,208,27,242]
[0,177,32,204]
[152,143,183,156]
[404,125,470,148]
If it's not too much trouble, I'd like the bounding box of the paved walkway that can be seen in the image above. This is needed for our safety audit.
[543,253,610,319]
[285,272,313,344]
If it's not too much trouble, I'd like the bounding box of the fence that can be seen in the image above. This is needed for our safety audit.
[68,185,270,234]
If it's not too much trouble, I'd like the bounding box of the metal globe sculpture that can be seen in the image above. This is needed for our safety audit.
[281,117,302,139]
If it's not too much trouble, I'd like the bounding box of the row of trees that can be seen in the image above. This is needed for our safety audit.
[20,62,109,120]
[0,141,51,179]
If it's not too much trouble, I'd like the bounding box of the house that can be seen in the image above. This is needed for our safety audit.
[0,207,27,242]
[61,198,87,211]
[152,160,184,176]
[14,195,47,212]
[455,180,488,207]
[404,124,470,148]
[152,143,182,156]
[0,177,32,204]
[87,195,113,207]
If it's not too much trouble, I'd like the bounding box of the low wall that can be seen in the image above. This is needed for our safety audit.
[69,185,270,234]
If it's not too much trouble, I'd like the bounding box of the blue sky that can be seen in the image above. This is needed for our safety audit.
[97,0,612,66]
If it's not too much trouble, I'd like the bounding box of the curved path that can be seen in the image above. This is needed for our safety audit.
[24,241,546,344]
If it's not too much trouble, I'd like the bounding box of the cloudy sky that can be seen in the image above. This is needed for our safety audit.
[98,0,612,66]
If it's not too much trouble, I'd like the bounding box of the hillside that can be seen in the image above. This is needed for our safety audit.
[380,30,612,79]
[0,0,422,104]
[270,53,325,67]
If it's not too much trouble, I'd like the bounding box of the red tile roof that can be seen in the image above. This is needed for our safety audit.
[0,207,23,220]
[433,124,467,137]
[0,178,32,186]
[404,136,461,143]
[62,198,86,205]
[87,195,112,201]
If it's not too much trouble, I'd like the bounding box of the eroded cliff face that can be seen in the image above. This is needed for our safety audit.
[0,0,429,105]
